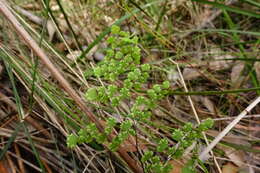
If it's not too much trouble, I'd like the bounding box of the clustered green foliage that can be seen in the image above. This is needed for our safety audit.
[141,119,214,173]
[67,25,214,173]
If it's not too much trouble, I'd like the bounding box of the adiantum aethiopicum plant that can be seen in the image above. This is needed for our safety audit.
[67,25,214,173]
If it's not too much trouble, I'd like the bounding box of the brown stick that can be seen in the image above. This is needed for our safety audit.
[0,1,142,172]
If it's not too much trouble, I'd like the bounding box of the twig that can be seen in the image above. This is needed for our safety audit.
[213,114,260,121]
[0,1,142,172]
[14,6,43,25]
[199,96,260,160]
[172,60,222,172]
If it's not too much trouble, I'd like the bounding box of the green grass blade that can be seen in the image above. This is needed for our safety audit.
[0,48,80,131]
[217,58,260,61]
[28,19,46,113]
[22,122,46,173]
[0,122,23,160]
[239,0,260,8]
[76,14,133,61]
[169,87,260,95]
[155,0,168,31]
[190,29,260,36]
[3,59,46,172]
[221,140,260,153]
[55,0,83,51]
[77,0,165,61]
[128,0,154,20]
[3,60,24,119]
[222,10,260,95]
[192,0,260,18]
[41,0,71,51]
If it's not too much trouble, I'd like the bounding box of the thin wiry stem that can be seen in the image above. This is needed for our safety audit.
[0,1,143,172]
[199,96,260,160]
[171,60,222,173]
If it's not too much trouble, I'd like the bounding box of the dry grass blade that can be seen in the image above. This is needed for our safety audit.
[1,0,259,172]
[199,96,260,161]
[0,0,142,172]
[172,60,222,172]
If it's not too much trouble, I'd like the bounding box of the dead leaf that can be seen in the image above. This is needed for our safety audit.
[231,62,244,85]
[192,96,215,114]
[222,162,239,173]
[239,167,255,173]
[209,59,231,71]
[120,135,147,152]
[183,67,201,80]
[47,20,56,42]
[168,68,180,85]
[208,48,234,71]
[142,53,160,64]
[221,146,246,167]
[201,96,215,114]
[55,39,74,51]
[58,19,68,33]
[66,50,81,61]
[254,62,260,81]
[234,124,260,131]
[169,160,184,173]
[207,130,250,146]
[0,159,10,173]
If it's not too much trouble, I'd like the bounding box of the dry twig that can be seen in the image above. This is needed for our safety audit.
[199,96,260,160]
[0,0,142,172]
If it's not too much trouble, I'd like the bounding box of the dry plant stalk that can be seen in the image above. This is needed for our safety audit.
[199,96,260,160]
[0,0,142,172]
[172,60,222,173]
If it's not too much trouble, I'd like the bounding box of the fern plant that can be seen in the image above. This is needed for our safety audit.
[67,25,214,173]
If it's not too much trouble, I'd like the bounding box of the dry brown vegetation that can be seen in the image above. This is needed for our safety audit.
[0,0,259,172]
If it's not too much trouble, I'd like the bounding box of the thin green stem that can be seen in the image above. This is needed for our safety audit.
[55,0,83,51]
[169,87,260,95]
